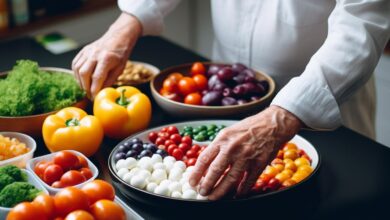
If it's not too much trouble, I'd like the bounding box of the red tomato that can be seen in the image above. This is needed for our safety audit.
[181,136,192,146]
[160,88,183,102]
[167,72,183,83]
[90,200,126,220]
[43,164,64,185]
[164,140,175,147]
[65,210,94,220]
[52,181,64,188]
[192,74,208,91]
[158,132,170,138]
[155,137,167,146]
[162,78,178,93]
[167,126,179,135]
[184,93,202,105]
[161,127,168,132]
[79,168,93,180]
[77,156,89,169]
[6,202,47,220]
[191,144,201,152]
[178,143,190,152]
[167,144,178,155]
[191,62,206,76]
[34,161,53,179]
[172,148,184,160]
[54,187,89,217]
[267,178,281,191]
[186,158,197,167]
[33,194,55,219]
[60,170,86,187]
[186,149,197,158]
[148,132,158,143]
[178,77,198,96]
[81,180,115,205]
[170,134,182,145]
[158,145,166,151]
[54,151,79,171]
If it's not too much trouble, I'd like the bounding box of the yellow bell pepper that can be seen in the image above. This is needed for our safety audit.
[42,107,104,157]
[93,86,152,139]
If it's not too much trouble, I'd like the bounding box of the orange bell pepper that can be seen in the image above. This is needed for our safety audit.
[93,86,152,139]
[42,107,104,157]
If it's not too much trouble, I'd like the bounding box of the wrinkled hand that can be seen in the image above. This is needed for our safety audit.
[72,13,142,99]
[189,105,303,200]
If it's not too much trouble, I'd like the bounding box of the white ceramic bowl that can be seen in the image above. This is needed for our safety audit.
[0,132,36,168]
[0,169,49,219]
[26,150,99,195]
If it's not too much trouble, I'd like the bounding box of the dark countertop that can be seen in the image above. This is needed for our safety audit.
[1,36,390,220]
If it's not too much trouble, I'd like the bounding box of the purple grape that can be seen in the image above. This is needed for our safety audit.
[217,67,236,82]
[208,75,227,91]
[258,80,269,93]
[138,149,153,159]
[233,73,246,84]
[237,99,249,105]
[126,150,138,158]
[213,82,227,91]
[117,144,130,153]
[131,143,143,153]
[222,97,238,106]
[233,85,246,96]
[201,90,209,96]
[202,91,223,106]
[114,152,126,162]
[207,64,222,77]
[244,75,257,83]
[144,143,158,153]
[222,88,234,97]
[232,63,247,74]
[254,83,266,95]
[156,149,168,158]
[242,69,256,78]
[241,82,257,94]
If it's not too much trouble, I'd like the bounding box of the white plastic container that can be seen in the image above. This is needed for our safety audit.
[0,132,36,168]
[0,169,49,219]
[26,150,99,195]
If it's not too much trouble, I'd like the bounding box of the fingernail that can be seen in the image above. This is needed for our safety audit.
[189,179,196,187]
[199,188,207,196]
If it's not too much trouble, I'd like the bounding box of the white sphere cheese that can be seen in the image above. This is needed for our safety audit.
[151,169,167,184]
[117,168,129,179]
[168,167,183,181]
[182,189,197,199]
[182,182,196,192]
[124,157,137,169]
[173,161,186,171]
[138,169,152,180]
[163,156,176,164]
[138,160,153,171]
[115,159,127,170]
[128,167,140,176]
[146,182,158,192]
[151,154,163,164]
[153,162,165,171]
[159,179,172,188]
[171,191,182,198]
[168,181,182,193]
[130,175,147,189]
[164,161,174,172]
[154,185,170,196]
[122,172,133,184]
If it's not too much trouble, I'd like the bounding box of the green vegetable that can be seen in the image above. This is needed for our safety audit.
[0,174,14,191]
[0,165,27,182]
[0,60,85,116]
[0,182,41,207]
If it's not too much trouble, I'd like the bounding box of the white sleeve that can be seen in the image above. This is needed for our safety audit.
[118,0,181,35]
[271,0,390,130]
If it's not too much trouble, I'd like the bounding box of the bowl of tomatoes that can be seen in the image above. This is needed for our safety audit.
[150,62,276,118]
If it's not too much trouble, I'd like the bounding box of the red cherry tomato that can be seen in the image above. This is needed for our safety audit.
[181,136,192,146]
[192,74,208,91]
[60,170,86,187]
[161,127,168,132]
[186,158,197,167]
[167,126,179,135]
[167,72,183,83]
[191,144,201,152]
[65,210,94,220]
[267,178,281,191]
[81,180,115,205]
[54,151,79,171]
[162,78,178,93]
[191,62,206,76]
[34,161,53,179]
[33,194,55,219]
[158,145,166,151]
[77,156,89,169]
[178,143,190,152]
[167,144,178,155]
[178,77,198,96]
[52,181,64,188]
[79,168,93,180]
[43,164,64,185]
[54,187,89,217]
[184,92,202,105]
[186,149,197,158]
[172,148,184,160]
[6,202,47,220]
[164,140,175,147]
[148,132,158,143]
[160,88,183,102]
[90,200,126,220]
[170,134,182,145]
[158,132,170,138]
[155,137,167,146]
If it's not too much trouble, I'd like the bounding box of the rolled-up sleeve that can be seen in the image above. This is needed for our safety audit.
[118,0,181,35]
[272,0,390,130]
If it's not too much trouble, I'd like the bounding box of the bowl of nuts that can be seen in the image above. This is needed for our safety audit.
[114,61,160,91]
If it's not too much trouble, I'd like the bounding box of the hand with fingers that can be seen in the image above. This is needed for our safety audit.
[189,105,303,200]
[72,13,142,99]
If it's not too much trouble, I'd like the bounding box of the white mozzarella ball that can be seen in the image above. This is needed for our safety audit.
[171,191,182,198]
[122,172,134,183]
[182,189,197,199]
[153,162,165,170]
[164,161,174,172]
[138,156,151,164]
[181,172,190,180]
[168,167,183,181]
[182,182,196,192]
[154,185,170,196]
[196,194,208,200]
[138,159,153,171]
[179,177,188,185]
[173,161,186,171]
[130,175,147,189]
[117,168,129,179]
[146,182,158,192]
[115,159,127,170]
[163,156,176,163]
[138,169,152,180]
[129,167,141,176]
[151,154,163,164]
[159,179,172,188]
[124,157,137,169]
[168,181,182,193]
[151,169,167,184]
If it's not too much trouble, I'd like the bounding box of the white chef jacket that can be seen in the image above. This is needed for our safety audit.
[118,0,390,139]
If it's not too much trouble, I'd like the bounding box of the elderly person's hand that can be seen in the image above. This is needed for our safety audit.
[72,13,142,99]
[189,105,303,200]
